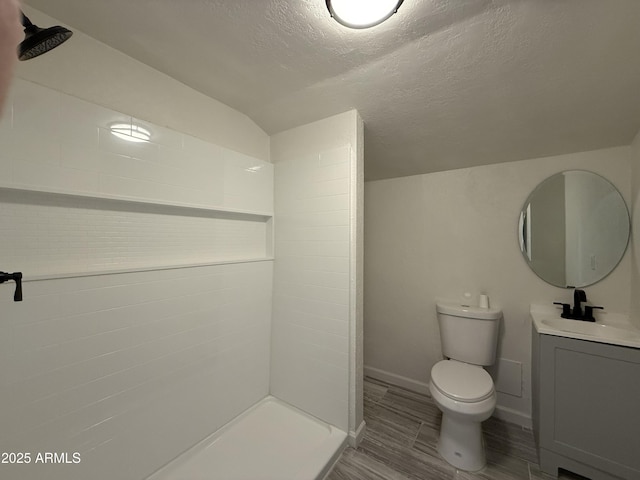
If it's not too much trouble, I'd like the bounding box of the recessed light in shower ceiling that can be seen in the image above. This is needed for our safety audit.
[109,123,152,143]
[326,0,404,29]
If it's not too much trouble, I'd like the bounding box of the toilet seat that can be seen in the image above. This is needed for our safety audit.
[431,360,494,403]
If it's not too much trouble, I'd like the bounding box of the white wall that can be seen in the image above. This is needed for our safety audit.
[270,111,363,440]
[0,80,274,478]
[364,146,631,425]
[15,5,270,162]
[630,131,640,329]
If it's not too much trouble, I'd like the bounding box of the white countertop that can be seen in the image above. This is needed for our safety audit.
[530,303,640,349]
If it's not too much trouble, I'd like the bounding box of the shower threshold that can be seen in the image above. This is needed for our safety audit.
[147,396,347,480]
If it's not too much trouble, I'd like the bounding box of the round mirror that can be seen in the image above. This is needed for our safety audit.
[519,171,630,288]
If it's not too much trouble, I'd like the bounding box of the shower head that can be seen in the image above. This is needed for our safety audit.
[18,13,73,61]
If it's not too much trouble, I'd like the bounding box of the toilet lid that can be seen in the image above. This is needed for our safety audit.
[431,360,494,403]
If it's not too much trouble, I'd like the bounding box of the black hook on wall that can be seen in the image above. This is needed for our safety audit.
[0,272,23,302]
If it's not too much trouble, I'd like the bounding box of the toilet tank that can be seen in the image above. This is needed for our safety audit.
[436,302,502,366]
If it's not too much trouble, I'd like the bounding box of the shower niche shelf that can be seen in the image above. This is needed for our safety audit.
[0,184,274,282]
[0,183,274,219]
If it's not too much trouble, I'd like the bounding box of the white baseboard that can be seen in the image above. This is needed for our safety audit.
[348,420,366,448]
[364,365,430,395]
[365,365,533,429]
[493,405,533,429]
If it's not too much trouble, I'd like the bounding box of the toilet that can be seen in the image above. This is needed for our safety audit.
[429,301,501,472]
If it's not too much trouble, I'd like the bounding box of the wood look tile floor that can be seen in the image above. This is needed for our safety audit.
[327,377,587,480]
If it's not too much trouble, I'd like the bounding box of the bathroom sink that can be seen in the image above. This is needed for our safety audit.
[531,303,640,348]
[540,318,640,343]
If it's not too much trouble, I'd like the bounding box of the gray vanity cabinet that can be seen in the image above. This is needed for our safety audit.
[532,328,640,480]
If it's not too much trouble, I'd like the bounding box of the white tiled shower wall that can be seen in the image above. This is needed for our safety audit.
[0,80,274,479]
[0,79,274,276]
[0,79,273,212]
[0,191,267,277]
[0,263,272,480]
[271,142,352,432]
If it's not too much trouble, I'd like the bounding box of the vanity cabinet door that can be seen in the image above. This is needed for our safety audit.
[537,334,640,480]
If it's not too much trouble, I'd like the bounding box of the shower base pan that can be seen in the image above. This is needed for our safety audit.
[147,396,347,480]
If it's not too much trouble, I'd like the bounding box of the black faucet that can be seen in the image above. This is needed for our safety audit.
[553,288,603,321]
[572,289,587,318]
[0,271,23,302]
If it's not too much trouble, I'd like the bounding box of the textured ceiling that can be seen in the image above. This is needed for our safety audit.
[26,0,640,180]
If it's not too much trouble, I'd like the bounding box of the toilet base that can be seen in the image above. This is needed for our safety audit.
[437,412,486,472]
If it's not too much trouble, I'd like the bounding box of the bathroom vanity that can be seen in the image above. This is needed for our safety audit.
[531,305,640,480]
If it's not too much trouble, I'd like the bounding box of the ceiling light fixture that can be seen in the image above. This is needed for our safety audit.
[326,0,403,29]
[109,123,152,143]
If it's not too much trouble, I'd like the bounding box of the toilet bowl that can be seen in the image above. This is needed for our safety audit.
[430,301,502,472]
[429,359,496,471]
